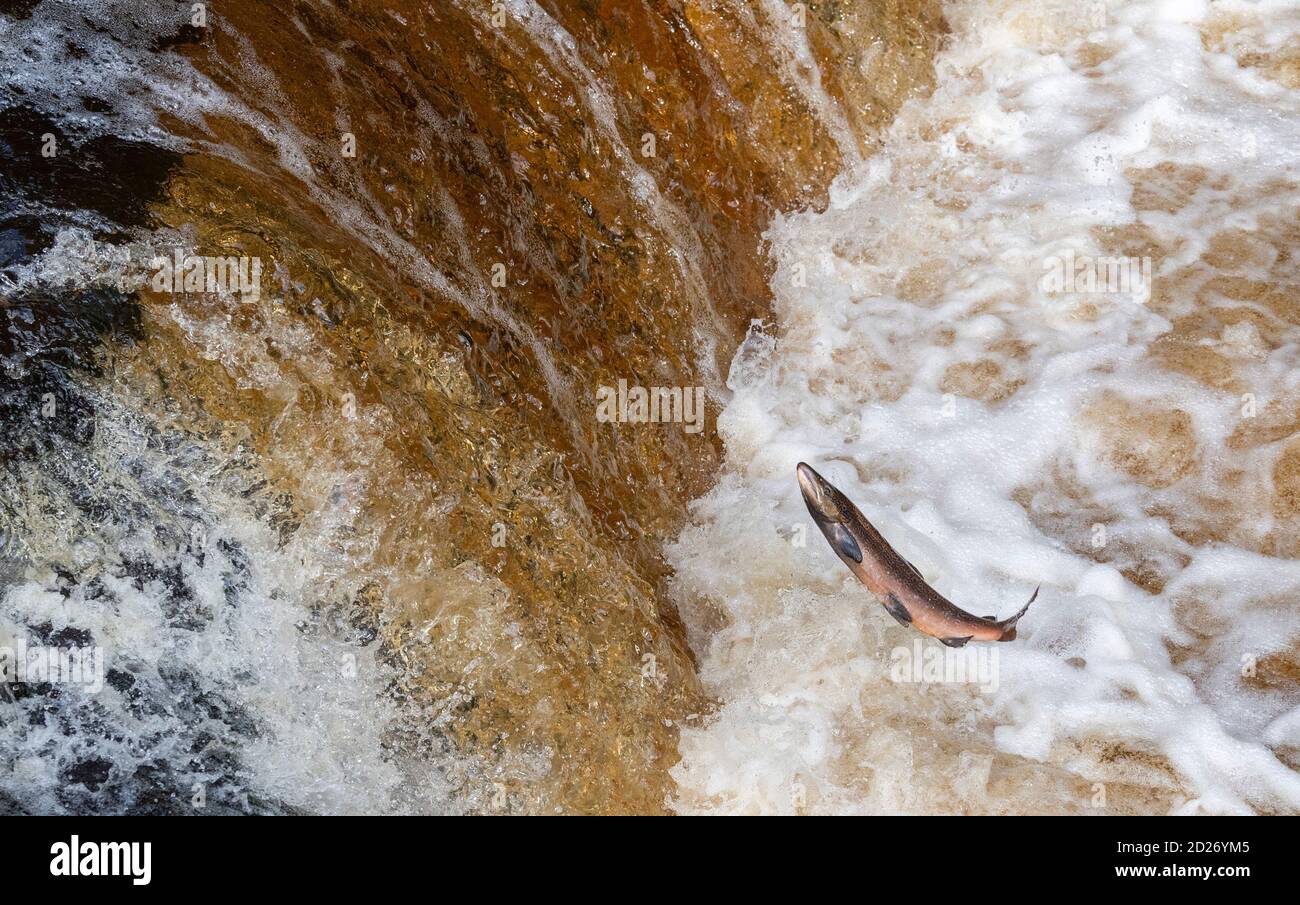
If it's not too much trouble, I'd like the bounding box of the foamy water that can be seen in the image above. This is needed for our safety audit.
[0,387,434,814]
[0,232,462,813]
[669,0,1300,814]
[4,0,1298,815]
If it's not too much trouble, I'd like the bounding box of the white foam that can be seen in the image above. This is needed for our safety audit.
[0,383,458,814]
[670,0,1300,814]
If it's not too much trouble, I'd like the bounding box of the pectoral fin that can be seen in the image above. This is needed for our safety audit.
[832,524,863,563]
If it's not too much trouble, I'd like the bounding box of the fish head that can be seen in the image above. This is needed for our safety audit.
[796,462,840,522]
[796,462,864,566]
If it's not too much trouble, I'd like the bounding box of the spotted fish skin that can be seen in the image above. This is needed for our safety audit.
[796,462,1036,644]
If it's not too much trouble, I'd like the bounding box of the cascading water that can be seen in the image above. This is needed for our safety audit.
[1,0,1297,817]
[0,0,942,813]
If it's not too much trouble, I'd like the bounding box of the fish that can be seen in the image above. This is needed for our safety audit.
[796,462,1036,646]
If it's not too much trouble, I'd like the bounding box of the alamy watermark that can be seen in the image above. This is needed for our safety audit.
[0,638,105,694]
[1040,250,1151,305]
[151,249,262,303]
[595,379,706,434]
[890,639,999,693]
[50,836,151,885]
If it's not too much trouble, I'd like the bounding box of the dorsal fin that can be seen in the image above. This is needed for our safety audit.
[902,557,925,582]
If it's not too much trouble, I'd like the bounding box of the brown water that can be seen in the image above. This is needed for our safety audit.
[0,0,943,813]
[10,0,1296,817]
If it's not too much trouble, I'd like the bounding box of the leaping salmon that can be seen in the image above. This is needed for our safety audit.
[796,462,1036,646]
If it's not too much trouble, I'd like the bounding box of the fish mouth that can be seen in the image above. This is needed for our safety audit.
[796,462,840,524]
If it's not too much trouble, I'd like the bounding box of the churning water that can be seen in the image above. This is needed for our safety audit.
[2,0,1298,814]
[669,0,1300,814]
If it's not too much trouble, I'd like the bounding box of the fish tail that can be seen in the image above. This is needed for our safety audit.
[995,585,1039,641]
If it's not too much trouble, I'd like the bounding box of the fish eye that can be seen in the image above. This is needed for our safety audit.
[832,524,862,563]
[797,464,840,520]
[807,486,839,521]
